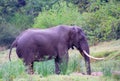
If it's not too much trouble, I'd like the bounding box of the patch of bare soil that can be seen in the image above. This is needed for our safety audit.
[71,71,120,77]
[112,71,120,77]
[0,46,6,51]
[91,72,103,76]
[71,72,103,77]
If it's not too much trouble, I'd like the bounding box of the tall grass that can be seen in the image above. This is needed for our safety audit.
[102,60,120,76]
[0,54,84,80]
[0,60,25,81]
[67,53,85,74]
[91,59,120,77]
[34,60,55,76]
[0,53,119,80]
[34,54,83,76]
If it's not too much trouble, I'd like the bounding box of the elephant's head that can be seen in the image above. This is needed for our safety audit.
[69,26,89,53]
[69,26,104,60]
[69,26,104,75]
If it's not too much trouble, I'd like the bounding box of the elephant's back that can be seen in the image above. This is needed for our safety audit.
[16,25,69,48]
[16,29,59,48]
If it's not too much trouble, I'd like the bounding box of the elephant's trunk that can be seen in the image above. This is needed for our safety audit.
[78,38,91,75]
[78,38,104,75]
[79,38,104,60]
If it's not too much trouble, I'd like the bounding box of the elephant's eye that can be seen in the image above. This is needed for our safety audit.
[78,41,80,44]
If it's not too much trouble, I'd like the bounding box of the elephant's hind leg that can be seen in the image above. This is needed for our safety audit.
[55,57,61,74]
[25,61,34,74]
[23,51,35,74]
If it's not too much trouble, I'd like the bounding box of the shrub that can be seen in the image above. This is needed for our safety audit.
[0,13,33,47]
[9,13,33,31]
[81,2,120,45]
[33,2,82,28]
[0,22,19,47]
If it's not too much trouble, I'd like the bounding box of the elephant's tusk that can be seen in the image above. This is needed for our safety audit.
[83,50,104,60]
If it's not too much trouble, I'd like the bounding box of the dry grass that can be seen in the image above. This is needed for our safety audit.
[12,74,115,81]
[0,48,18,64]
[90,40,120,57]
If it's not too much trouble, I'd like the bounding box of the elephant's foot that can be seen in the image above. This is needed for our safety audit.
[28,69,34,75]
[25,65,34,75]
[55,70,61,74]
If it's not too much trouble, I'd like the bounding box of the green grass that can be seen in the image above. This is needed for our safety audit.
[0,60,25,81]
[34,60,55,76]
[0,40,120,81]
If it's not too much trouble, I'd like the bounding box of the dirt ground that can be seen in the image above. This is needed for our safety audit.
[71,71,120,76]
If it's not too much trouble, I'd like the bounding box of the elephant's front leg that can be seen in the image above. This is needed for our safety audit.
[84,55,91,75]
[55,53,69,74]
[81,52,91,75]
[55,57,61,74]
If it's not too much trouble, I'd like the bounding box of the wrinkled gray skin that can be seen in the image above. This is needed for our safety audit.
[9,25,91,75]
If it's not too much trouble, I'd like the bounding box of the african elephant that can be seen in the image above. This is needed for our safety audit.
[9,25,104,75]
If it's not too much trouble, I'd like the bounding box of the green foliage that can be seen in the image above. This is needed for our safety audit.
[9,13,33,30]
[0,0,18,22]
[33,2,82,28]
[80,2,120,44]
[0,22,19,47]
[0,0,33,46]
[0,13,33,46]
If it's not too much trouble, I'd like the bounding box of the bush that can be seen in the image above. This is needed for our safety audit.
[33,2,82,28]
[9,13,33,31]
[0,13,33,47]
[0,22,19,47]
[80,2,120,45]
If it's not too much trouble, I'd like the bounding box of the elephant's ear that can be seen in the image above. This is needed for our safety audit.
[69,27,76,39]
[68,27,76,49]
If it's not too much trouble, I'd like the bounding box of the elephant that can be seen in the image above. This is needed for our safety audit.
[9,25,104,75]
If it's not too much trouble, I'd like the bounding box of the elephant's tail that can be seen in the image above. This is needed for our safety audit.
[9,40,17,61]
